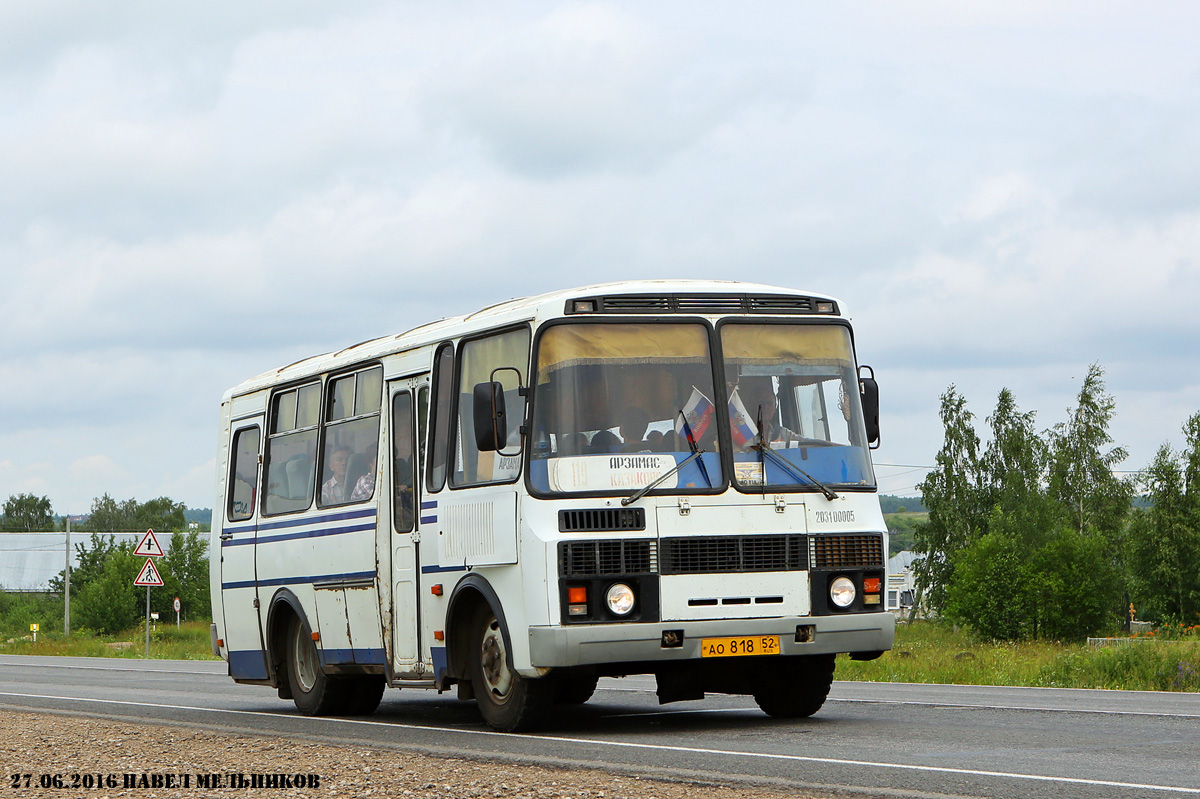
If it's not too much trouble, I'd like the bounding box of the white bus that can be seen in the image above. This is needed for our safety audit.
[210,280,892,731]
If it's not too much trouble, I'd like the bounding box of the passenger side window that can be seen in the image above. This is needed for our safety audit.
[263,383,320,515]
[319,366,383,507]
[228,427,260,522]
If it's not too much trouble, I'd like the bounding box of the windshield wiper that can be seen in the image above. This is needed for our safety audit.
[621,450,704,506]
[621,408,713,506]
[753,403,839,501]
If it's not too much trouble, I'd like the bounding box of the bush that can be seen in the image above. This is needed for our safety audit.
[75,549,144,635]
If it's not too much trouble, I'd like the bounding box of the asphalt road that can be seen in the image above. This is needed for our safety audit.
[1,654,1198,798]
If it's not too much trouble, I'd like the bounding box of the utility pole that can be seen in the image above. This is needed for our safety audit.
[64,516,71,636]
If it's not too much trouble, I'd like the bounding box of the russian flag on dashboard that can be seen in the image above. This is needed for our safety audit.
[728,388,758,447]
[676,386,715,441]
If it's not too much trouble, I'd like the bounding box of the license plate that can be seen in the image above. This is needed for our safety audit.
[700,635,780,658]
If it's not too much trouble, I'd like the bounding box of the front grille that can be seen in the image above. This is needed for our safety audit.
[559,540,656,577]
[660,535,807,574]
[810,534,884,570]
[565,293,839,316]
[559,508,646,532]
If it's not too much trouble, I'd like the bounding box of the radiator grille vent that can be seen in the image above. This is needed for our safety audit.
[559,540,657,577]
[558,508,646,532]
[810,534,885,570]
[661,535,807,574]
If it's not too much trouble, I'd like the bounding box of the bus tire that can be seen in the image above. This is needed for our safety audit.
[342,675,386,716]
[286,615,347,716]
[469,606,552,732]
[752,654,836,719]
[555,675,599,705]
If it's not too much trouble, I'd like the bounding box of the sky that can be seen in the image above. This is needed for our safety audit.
[3,1,1199,514]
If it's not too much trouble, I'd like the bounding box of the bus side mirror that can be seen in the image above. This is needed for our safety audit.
[858,366,880,448]
[473,381,507,452]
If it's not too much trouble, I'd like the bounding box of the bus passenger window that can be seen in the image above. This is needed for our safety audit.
[318,365,383,508]
[263,382,321,515]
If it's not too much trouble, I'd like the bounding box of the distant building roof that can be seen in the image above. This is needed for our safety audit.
[0,532,208,592]
[889,549,920,573]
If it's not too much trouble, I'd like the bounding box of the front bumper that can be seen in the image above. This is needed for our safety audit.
[528,611,894,668]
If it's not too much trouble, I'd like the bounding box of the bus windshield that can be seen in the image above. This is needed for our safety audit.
[528,322,723,495]
[721,322,875,490]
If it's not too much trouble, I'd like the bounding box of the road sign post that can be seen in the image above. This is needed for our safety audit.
[133,531,166,658]
[174,596,181,628]
[30,623,38,643]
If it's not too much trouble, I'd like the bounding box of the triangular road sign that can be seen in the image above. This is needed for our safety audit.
[134,558,164,587]
[135,528,165,558]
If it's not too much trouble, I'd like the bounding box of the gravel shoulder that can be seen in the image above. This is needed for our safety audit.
[0,710,848,799]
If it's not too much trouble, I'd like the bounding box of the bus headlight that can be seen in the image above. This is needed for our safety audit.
[606,583,636,616]
[830,576,856,608]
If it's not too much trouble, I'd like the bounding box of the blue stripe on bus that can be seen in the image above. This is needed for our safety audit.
[222,507,377,537]
[420,516,437,525]
[321,648,387,666]
[229,649,269,681]
[221,570,376,591]
[420,564,467,574]
[222,521,377,547]
[421,500,437,509]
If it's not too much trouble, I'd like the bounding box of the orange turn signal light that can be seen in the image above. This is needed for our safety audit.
[310,631,320,642]
[431,584,443,596]
[863,577,881,593]
[567,586,588,604]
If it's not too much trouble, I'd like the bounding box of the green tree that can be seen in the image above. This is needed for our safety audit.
[1126,437,1200,624]
[133,497,187,534]
[156,530,210,621]
[2,493,54,531]
[84,494,187,533]
[84,494,139,532]
[1047,364,1133,542]
[914,386,987,614]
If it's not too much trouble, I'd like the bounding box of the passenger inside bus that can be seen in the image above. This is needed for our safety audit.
[321,446,352,504]
[619,406,651,451]
[350,445,377,501]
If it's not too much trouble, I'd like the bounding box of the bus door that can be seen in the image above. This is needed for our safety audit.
[387,378,428,674]
[220,421,270,680]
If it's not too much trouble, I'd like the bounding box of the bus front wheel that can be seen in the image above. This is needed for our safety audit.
[286,616,347,716]
[752,654,836,718]
[469,607,552,732]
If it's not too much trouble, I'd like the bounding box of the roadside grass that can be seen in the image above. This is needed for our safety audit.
[839,620,1200,692]
[0,620,221,661]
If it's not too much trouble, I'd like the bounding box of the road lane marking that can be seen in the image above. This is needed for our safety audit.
[2,690,1198,795]
[826,697,1200,719]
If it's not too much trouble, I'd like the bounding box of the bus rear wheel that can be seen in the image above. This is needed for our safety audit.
[752,654,836,718]
[286,616,347,716]
[469,607,552,732]
[342,675,386,716]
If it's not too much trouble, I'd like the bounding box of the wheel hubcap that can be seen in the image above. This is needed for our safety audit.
[479,617,513,703]
[293,623,317,693]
